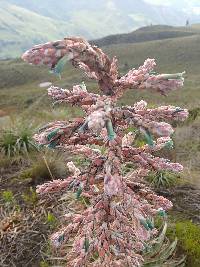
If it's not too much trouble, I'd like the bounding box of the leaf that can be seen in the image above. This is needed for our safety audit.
[140,219,150,231]
[157,209,166,217]
[142,129,154,147]
[78,121,88,133]
[145,223,167,257]
[68,180,76,190]
[84,238,90,252]
[106,119,116,141]
[149,71,159,75]
[76,186,83,199]
[159,238,178,261]
[173,108,184,114]
[52,55,70,77]
[47,129,59,141]
[160,72,185,80]
[47,140,58,149]
[81,81,87,90]
[146,219,154,230]
[164,140,174,149]
[58,234,65,243]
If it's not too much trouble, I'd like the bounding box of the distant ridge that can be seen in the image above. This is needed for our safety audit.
[91,25,196,47]
[2,0,200,59]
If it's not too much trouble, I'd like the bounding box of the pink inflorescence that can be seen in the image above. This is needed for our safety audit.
[22,36,188,267]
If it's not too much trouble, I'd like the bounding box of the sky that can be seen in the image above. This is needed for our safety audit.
[144,0,200,14]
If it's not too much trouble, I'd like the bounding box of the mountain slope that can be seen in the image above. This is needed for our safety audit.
[5,0,187,25]
[1,0,200,59]
[92,25,197,47]
[0,2,73,59]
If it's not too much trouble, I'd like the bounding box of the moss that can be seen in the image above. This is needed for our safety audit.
[168,220,200,267]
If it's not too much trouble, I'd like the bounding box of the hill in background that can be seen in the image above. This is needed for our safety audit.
[1,24,200,110]
[1,0,200,59]
[92,25,198,46]
[1,23,200,187]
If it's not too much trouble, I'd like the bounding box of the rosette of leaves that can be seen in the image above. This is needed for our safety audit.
[0,122,36,156]
[147,171,180,188]
[0,130,17,157]
[143,223,186,267]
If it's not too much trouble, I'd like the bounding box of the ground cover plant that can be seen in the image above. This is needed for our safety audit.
[21,37,189,266]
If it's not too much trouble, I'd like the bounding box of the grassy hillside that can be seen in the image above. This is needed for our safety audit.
[0,27,200,185]
[1,26,200,112]
[92,25,199,47]
[2,0,199,59]
[0,2,73,59]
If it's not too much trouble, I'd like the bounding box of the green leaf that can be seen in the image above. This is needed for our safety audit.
[145,223,167,257]
[68,180,75,190]
[143,129,154,147]
[76,186,83,199]
[140,219,150,231]
[160,72,185,80]
[48,140,58,149]
[81,81,86,90]
[149,71,158,75]
[106,119,116,141]
[78,121,88,133]
[146,219,154,230]
[165,140,174,149]
[159,238,178,261]
[58,234,65,243]
[52,55,69,77]
[84,238,90,252]
[47,129,59,141]
[157,209,166,217]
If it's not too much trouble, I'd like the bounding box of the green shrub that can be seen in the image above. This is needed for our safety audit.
[187,107,200,123]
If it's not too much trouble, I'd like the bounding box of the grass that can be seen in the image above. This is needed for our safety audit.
[0,120,36,156]
[19,149,70,185]
[1,190,15,204]
[147,171,180,188]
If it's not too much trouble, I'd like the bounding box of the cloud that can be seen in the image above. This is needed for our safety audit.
[143,0,172,6]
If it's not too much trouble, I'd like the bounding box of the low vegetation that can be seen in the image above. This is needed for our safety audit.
[147,171,180,188]
[167,221,200,267]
